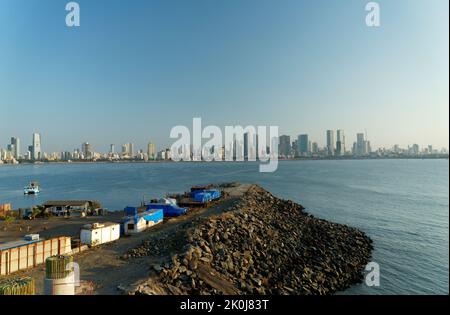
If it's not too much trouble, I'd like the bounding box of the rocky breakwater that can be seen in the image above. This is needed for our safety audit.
[131,185,373,295]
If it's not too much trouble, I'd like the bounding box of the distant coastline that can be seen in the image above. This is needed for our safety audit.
[0,154,448,167]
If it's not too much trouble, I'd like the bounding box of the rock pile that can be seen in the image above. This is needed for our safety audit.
[131,185,373,295]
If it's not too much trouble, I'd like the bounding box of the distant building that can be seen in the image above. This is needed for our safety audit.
[32,133,41,160]
[278,135,291,158]
[110,144,115,154]
[243,132,256,160]
[129,143,135,157]
[292,139,298,157]
[10,137,20,159]
[147,142,156,159]
[81,142,93,159]
[157,150,166,160]
[336,130,345,156]
[121,144,128,156]
[356,133,366,156]
[298,134,309,157]
[326,130,335,156]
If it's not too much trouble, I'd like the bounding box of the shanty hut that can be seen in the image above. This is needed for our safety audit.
[80,222,120,247]
[123,208,163,235]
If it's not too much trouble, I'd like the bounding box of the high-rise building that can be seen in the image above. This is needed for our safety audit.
[243,132,249,160]
[128,143,134,157]
[32,133,41,160]
[336,130,345,156]
[81,142,93,159]
[326,130,335,156]
[10,137,20,159]
[110,144,115,154]
[356,133,371,156]
[292,140,298,157]
[298,134,309,156]
[147,142,156,159]
[356,133,365,156]
[278,135,291,157]
[243,132,256,160]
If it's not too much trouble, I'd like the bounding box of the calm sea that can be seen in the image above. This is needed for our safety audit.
[0,159,448,295]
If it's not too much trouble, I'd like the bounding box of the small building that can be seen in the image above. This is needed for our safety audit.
[0,235,72,276]
[123,209,163,235]
[42,200,98,216]
[80,222,120,247]
[0,203,12,217]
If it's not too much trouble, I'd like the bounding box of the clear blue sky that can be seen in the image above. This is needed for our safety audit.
[0,0,448,153]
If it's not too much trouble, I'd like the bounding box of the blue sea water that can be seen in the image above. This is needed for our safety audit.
[0,159,448,295]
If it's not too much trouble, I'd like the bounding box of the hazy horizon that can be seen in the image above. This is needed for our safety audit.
[0,0,448,153]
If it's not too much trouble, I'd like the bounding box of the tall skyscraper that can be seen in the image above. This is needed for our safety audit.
[81,142,93,158]
[243,132,257,160]
[326,130,335,156]
[128,143,135,157]
[336,129,345,156]
[147,142,156,159]
[32,133,41,160]
[278,135,291,157]
[10,137,20,159]
[356,133,366,156]
[110,144,115,154]
[298,134,309,156]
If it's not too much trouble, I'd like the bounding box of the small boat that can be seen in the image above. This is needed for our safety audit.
[24,181,40,195]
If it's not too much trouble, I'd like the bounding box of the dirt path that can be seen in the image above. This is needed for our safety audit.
[2,184,251,294]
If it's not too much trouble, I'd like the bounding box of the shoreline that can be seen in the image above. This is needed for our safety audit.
[0,155,448,167]
[0,183,373,295]
[127,185,373,295]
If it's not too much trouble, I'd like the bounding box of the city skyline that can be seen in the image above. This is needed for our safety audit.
[0,129,447,163]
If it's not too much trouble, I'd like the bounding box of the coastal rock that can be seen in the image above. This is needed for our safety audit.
[130,185,373,295]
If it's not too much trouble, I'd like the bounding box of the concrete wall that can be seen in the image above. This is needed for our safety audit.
[0,237,72,276]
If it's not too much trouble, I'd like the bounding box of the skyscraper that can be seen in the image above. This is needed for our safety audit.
[10,137,20,159]
[356,133,366,156]
[243,132,249,160]
[110,144,115,154]
[336,129,345,156]
[298,134,309,156]
[278,135,291,157]
[326,130,335,156]
[81,142,93,159]
[32,133,41,160]
[147,142,156,159]
[128,143,135,157]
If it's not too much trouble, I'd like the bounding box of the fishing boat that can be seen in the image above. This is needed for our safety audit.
[23,181,40,195]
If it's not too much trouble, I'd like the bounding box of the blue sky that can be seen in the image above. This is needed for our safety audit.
[0,0,448,153]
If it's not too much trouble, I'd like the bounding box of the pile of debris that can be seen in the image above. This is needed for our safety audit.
[129,185,373,295]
